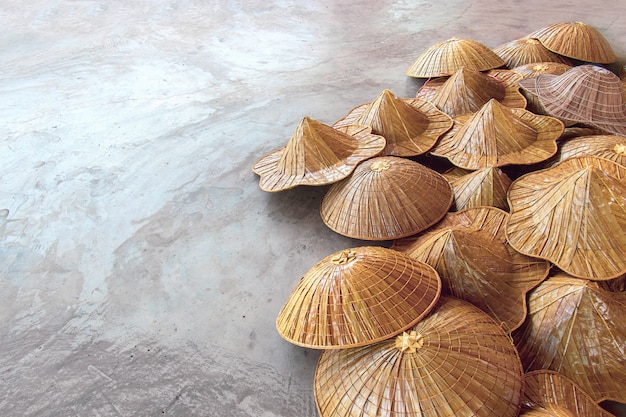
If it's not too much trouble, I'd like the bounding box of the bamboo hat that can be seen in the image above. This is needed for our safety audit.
[314,296,524,417]
[333,89,452,157]
[320,156,453,240]
[392,207,549,332]
[555,134,626,167]
[493,37,573,68]
[506,156,626,280]
[443,166,513,211]
[415,67,527,117]
[512,62,573,79]
[406,37,505,78]
[276,246,441,349]
[513,273,626,404]
[520,371,616,417]
[518,65,626,136]
[252,117,386,192]
[429,99,563,169]
[527,22,617,64]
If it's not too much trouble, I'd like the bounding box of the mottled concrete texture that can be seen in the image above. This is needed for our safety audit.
[1,1,624,416]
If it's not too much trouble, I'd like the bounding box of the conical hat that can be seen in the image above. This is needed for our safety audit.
[415,67,527,117]
[252,117,386,192]
[518,65,626,136]
[333,90,452,157]
[406,37,505,78]
[429,99,563,169]
[520,371,616,417]
[494,37,573,68]
[513,273,626,403]
[506,156,626,280]
[512,62,573,79]
[276,246,441,349]
[556,134,626,166]
[320,156,453,240]
[528,22,617,64]
[314,296,524,417]
[392,207,549,332]
[443,166,512,211]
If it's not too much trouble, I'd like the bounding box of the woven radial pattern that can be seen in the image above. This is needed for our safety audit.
[252,117,386,192]
[512,62,573,79]
[513,274,626,403]
[520,371,615,417]
[406,37,505,78]
[415,67,527,117]
[320,156,453,240]
[506,156,626,280]
[519,65,626,136]
[493,37,573,68]
[556,134,626,166]
[528,21,617,64]
[430,99,563,169]
[333,89,452,157]
[443,166,513,211]
[314,296,524,417]
[276,246,441,349]
[393,207,549,332]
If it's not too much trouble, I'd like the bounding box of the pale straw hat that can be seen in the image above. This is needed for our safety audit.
[512,62,573,79]
[494,37,573,68]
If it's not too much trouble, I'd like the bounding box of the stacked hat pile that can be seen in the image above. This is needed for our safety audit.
[253,21,625,417]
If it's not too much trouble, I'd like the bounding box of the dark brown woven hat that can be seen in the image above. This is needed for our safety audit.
[314,296,524,417]
[406,37,505,78]
[334,89,452,157]
[393,206,549,332]
[320,156,453,240]
[276,246,441,350]
[252,117,385,192]
[494,37,573,68]
[443,166,513,211]
[513,273,626,404]
[555,134,626,167]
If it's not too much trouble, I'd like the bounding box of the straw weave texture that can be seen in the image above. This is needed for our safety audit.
[314,296,524,417]
[393,207,549,332]
[443,166,513,211]
[320,156,453,240]
[276,246,441,349]
[406,37,505,78]
[494,37,573,68]
[506,156,626,280]
[512,62,573,79]
[556,134,626,166]
[513,274,626,403]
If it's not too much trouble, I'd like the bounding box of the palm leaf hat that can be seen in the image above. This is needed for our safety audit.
[443,166,513,211]
[493,37,573,68]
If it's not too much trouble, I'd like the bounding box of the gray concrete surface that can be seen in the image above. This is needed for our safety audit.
[1,1,624,416]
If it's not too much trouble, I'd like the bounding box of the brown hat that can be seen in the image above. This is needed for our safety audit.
[556,134,626,167]
[512,62,573,79]
[392,206,550,332]
[513,273,626,404]
[334,89,452,157]
[527,21,617,64]
[493,37,573,68]
[314,296,524,417]
[430,99,563,169]
[506,156,626,280]
[252,117,386,192]
[276,246,441,349]
[406,37,505,78]
[443,166,513,211]
[320,156,453,240]
[416,67,527,117]
[518,65,626,136]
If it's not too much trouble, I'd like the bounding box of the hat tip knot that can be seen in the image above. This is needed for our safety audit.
[395,331,424,353]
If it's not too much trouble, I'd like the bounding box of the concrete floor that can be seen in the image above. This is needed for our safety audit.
[1,1,624,416]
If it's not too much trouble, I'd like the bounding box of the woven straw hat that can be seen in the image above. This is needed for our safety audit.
[320,156,453,240]
[512,62,573,79]
[518,65,626,136]
[406,37,505,78]
[429,99,563,169]
[527,22,617,64]
[506,156,626,280]
[276,246,441,349]
[513,273,626,403]
[333,90,452,157]
[520,371,615,417]
[494,37,573,68]
[314,296,524,417]
[393,207,549,332]
[252,117,386,192]
[443,166,512,211]
[555,134,626,166]
[415,67,527,117]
